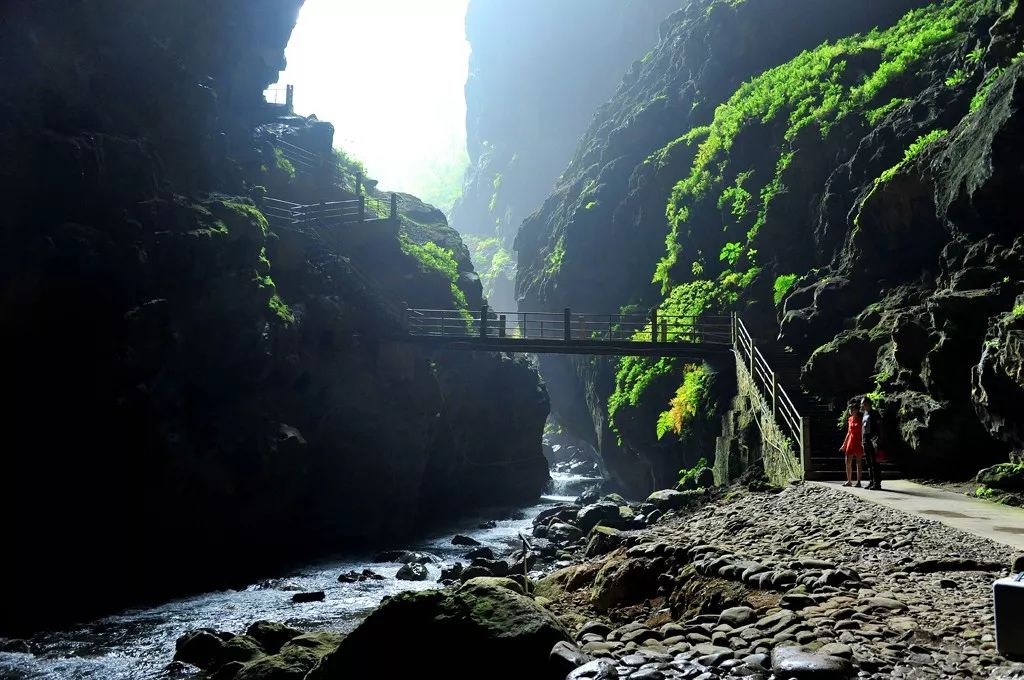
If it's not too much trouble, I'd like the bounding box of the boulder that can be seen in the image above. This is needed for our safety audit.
[576,502,622,532]
[547,521,584,544]
[306,582,570,680]
[235,632,343,680]
[460,576,525,595]
[452,534,482,547]
[291,592,325,604]
[470,557,511,577]
[771,647,854,679]
[396,563,429,581]
[645,489,704,512]
[695,467,715,488]
[584,525,623,558]
[0,639,31,654]
[977,463,1024,492]
[591,552,660,612]
[174,629,229,669]
[465,546,496,560]
[245,621,302,654]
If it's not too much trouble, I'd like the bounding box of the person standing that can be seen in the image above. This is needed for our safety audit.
[840,401,864,487]
[861,396,882,490]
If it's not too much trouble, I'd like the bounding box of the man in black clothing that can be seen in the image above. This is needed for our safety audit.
[861,396,882,490]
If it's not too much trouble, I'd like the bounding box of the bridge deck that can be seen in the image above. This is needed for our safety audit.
[399,334,733,358]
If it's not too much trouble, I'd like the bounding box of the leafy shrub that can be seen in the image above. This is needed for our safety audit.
[678,457,710,487]
[656,365,714,440]
[773,273,798,305]
[400,237,469,310]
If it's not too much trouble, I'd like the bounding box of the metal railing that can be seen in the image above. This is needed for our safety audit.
[263,84,295,110]
[732,314,806,463]
[406,307,733,345]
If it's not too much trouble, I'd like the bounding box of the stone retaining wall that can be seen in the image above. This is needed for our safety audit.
[715,354,803,487]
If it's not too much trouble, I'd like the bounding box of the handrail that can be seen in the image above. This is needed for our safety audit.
[732,314,806,463]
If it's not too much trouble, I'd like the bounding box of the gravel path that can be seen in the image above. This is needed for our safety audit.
[551,484,1024,680]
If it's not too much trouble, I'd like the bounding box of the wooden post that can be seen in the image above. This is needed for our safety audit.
[285,84,295,111]
[480,303,489,338]
[649,308,658,343]
[440,312,446,337]
[355,171,362,196]
[749,339,755,381]
[608,315,613,341]
[731,312,737,347]
[578,316,585,340]
[499,315,507,338]
[358,195,366,223]
[564,308,571,342]
[661,319,668,343]
[390,193,398,220]
[519,312,526,339]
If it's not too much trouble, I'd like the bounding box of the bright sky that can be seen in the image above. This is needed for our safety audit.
[274,0,471,211]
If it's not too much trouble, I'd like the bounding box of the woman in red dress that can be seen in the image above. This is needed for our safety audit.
[840,402,864,487]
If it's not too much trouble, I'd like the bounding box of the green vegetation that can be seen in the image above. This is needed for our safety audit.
[609,356,677,438]
[866,97,910,125]
[273,148,296,180]
[545,237,566,274]
[945,68,968,87]
[400,237,469,310]
[488,173,504,213]
[975,485,995,499]
[269,294,295,324]
[656,365,714,440]
[1011,304,1024,319]
[655,0,992,290]
[970,67,1004,112]
[876,128,949,185]
[967,46,985,63]
[719,242,742,266]
[678,457,710,487]
[773,273,798,305]
[333,147,368,193]
[464,236,516,302]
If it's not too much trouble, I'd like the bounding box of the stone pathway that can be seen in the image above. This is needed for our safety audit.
[813,480,1024,552]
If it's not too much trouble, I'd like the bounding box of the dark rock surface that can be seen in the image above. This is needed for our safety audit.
[0,0,549,635]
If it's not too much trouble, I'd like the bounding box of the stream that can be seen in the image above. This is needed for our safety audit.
[0,472,600,680]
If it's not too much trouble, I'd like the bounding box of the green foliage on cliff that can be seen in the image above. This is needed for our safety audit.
[656,364,714,440]
[333,147,368,193]
[877,129,949,185]
[865,97,910,126]
[401,237,469,310]
[774,274,798,305]
[273,148,296,180]
[464,236,516,302]
[546,237,566,274]
[609,356,677,437]
[655,0,992,290]
[970,67,1004,112]
[269,294,295,324]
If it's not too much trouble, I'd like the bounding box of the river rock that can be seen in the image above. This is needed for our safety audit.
[452,534,482,547]
[576,502,622,532]
[175,629,229,668]
[771,647,854,679]
[585,525,623,558]
[0,639,31,654]
[550,640,593,675]
[306,581,570,680]
[245,621,302,654]
[291,592,325,604]
[234,632,343,680]
[465,546,495,560]
[460,576,525,595]
[645,489,704,512]
[396,563,429,581]
[718,606,757,627]
[549,521,585,544]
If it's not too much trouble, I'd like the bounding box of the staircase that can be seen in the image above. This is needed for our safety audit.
[762,345,902,482]
[733,317,901,482]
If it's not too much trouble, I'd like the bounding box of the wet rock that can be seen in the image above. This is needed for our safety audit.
[479,520,498,529]
[471,557,511,577]
[460,576,525,595]
[645,489,704,512]
[440,562,464,582]
[551,640,593,675]
[718,606,757,627]
[577,502,623,532]
[452,534,482,547]
[245,621,302,654]
[771,647,854,679]
[0,639,31,654]
[905,557,1005,573]
[235,632,343,680]
[306,582,570,679]
[291,591,325,604]
[396,563,429,581]
[585,525,624,558]
[568,658,619,679]
[465,546,496,560]
[549,521,585,544]
[175,629,229,668]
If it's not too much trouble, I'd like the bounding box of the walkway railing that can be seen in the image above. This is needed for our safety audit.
[732,314,807,463]
[407,307,733,344]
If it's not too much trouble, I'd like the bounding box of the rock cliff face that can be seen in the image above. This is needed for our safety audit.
[454,0,680,309]
[514,0,1024,492]
[0,1,548,634]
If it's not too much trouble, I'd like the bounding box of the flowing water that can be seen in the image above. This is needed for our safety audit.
[0,475,598,680]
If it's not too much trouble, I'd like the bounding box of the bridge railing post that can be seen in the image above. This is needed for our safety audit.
[286,84,295,111]
[499,315,507,338]
[440,311,446,337]
[650,308,658,343]
[800,417,811,471]
[564,308,571,342]
[661,320,668,343]
[390,193,398,220]
[771,371,778,418]
[480,303,489,338]
[358,195,366,223]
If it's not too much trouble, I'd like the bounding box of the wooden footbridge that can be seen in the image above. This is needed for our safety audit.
[400,305,733,359]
